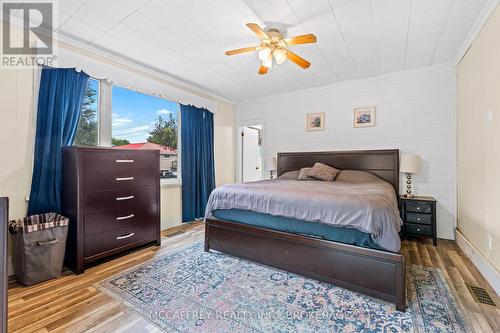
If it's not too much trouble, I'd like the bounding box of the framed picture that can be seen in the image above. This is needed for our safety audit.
[353,107,376,127]
[306,112,325,131]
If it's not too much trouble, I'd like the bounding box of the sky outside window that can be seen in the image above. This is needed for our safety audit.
[112,85,178,147]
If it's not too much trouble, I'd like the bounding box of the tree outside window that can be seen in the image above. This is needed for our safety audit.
[74,79,99,146]
[111,85,180,181]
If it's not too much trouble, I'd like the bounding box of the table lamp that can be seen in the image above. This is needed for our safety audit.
[400,155,421,198]
[266,157,277,179]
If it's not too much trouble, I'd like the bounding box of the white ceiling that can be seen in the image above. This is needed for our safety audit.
[26,0,497,101]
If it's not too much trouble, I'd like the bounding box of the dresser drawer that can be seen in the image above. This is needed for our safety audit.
[405,212,432,225]
[84,168,157,192]
[84,150,157,170]
[405,223,432,236]
[405,201,432,214]
[85,208,156,236]
[85,186,158,214]
[84,223,156,258]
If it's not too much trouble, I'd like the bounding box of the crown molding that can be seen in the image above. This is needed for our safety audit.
[1,16,235,105]
[5,0,497,105]
[54,33,235,105]
[238,62,456,104]
[454,0,499,65]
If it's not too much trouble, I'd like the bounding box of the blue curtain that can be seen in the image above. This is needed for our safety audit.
[28,67,89,215]
[181,104,215,222]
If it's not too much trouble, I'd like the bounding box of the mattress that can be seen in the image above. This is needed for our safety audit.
[205,170,403,252]
[212,209,383,250]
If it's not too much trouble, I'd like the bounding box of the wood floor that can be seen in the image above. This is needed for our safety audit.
[8,222,500,333]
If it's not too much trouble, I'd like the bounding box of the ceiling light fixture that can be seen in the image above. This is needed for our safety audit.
[225,23,317,75]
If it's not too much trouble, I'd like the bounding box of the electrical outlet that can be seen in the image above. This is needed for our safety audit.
[487,234,493,250]
[487,109,493,122]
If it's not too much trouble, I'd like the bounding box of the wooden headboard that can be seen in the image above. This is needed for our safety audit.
[277,149,400,194]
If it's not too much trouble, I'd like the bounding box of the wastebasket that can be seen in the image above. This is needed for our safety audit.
[9,213,69,286]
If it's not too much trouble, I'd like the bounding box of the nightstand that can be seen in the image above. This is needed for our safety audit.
[399,195,437,246]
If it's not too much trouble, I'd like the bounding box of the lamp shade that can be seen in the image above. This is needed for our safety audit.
[273,50,287,64]
[400,155,421,174]
[265,157,277,171]
[258,48,271,61]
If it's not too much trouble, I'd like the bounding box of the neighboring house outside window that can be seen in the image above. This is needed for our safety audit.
[111,85,180,183]
[74,79,181,184]
[115,142,178,179]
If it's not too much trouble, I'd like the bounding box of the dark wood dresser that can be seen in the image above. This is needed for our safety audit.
[62,147,160,274]
[400,195,437,246]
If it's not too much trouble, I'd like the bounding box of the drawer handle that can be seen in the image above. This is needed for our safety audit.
[117,214,134,221]
[417,218,421,221]
[116,195,134,201]
[116,159,134,163]
[116,177,134,181]
[417,228,421,232]
[417,207,420,210]
[36,239,60,246]
[116,233,134,240]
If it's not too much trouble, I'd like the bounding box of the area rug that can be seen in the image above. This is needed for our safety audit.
[98,242,470,333]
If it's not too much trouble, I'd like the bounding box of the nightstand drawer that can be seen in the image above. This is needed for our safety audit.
[405,212,432,225]
[405,223,432,236]
[405,201,432,214]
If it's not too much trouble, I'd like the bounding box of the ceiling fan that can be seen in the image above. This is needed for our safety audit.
[225,23,317,75]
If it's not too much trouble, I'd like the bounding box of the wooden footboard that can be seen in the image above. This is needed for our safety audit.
[205,218,406,311]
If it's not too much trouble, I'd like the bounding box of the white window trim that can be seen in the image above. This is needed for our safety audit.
[161,104,182,187]
[98,79,112,146]
[91,79,182,185]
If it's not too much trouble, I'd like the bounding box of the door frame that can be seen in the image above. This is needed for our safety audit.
[236,120,265,182]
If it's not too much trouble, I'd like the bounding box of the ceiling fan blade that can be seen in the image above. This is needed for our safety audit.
[225,46,260,56]
[286,50,311,69]
[284,33,317,45]
[258,65,268,75]
[246,23,269,39]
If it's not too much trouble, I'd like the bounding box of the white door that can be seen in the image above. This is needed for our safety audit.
[242,126,262,182]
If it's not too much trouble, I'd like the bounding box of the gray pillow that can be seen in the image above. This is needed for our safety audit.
[278,170,300,180]
[306,163,340,181]
[335,170,381,183]
[298,167,315,180]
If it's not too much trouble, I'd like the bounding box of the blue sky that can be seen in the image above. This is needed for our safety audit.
[112,85,179,143]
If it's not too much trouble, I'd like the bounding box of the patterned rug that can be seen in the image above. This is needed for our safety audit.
[98,243,470,333]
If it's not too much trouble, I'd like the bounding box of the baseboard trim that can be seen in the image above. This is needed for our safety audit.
[161,215,182,231]
[8,256,13,277]
[455,228,500,296]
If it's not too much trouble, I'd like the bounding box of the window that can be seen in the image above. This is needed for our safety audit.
[111,85,180,181]
[72,79,181,184]
[74,78,100,146]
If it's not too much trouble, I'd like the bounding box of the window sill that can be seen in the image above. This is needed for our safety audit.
[161,180,182,188]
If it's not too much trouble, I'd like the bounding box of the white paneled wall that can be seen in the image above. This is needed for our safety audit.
[236,64,457,239]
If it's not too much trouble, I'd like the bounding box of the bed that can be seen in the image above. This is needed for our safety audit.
[204,149,406,311]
